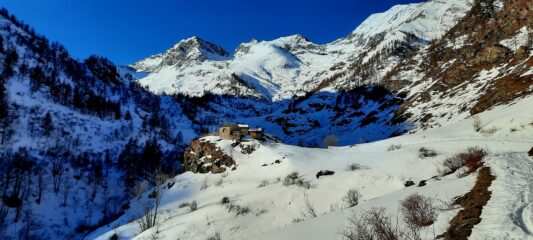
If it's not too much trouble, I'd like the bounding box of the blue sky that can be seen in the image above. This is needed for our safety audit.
[1,0,422,65]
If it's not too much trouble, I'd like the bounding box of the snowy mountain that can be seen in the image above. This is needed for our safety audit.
[0,0,531,239]
[132,0,474,101]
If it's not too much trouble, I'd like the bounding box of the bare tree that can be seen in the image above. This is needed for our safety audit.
[61,173,73,207]
[34,164,45,204]
[137,168,168,232]
[51,156,63,193]
[20,206,41,240]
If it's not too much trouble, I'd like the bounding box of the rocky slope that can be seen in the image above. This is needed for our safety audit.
[383,0,532,130]
[182,139,236,174]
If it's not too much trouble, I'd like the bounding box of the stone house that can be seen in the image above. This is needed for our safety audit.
[219,123,265,140]
[249,128,264,139]
[219,123,249,140]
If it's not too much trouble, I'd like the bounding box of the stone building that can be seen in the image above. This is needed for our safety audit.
[249,128,264,139]
[218,123,266,140]
[219,123,249,140]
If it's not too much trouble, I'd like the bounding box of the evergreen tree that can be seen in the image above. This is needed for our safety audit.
[118,138,140,191]
[41,111,53,136]
[0,75,10,145]
[139,138,162,179]
[29,66,45,93]
[2,48,18,78]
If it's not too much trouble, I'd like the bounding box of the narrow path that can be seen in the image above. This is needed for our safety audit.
[470,153,533,239]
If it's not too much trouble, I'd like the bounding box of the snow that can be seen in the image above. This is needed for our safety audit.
[88,95,533,240]
[470,153,533,239]
[352,0,473,42]
[500,27,532,52]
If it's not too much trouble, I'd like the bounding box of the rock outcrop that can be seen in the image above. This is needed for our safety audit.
[183,140,236,174]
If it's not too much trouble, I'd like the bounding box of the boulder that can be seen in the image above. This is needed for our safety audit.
[404,180,415,187]
[182,140,236,174]
[316,170,335,179]
[418,180,427,187]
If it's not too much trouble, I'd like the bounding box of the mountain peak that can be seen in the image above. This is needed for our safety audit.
[350,0,473,42]
[131,36,230,72]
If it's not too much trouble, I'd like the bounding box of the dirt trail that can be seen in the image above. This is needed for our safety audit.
[470,153,533,239]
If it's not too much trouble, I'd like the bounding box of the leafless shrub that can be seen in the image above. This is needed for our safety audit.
[387,144,402,151]
[480,126,498,135]
[189,201,198,212]
[441,147,487,175]
[136,198,156,232]
[473,116,482,132]
[225,203,250,216]
[292,218,304,223]
[178,202,190,208]
[344,189,362,208]
[301,193,318,218]
[220,196,230,205]
[347,163,363,171]
[400,193,436,227]
[258,180,269,188]
[418,147,437,158]
[215,178,223,187]
[206,232,222,240]
[283,172,311,189]
[343,207,405,240]
[255,208,267,216]
[200,178,209,191]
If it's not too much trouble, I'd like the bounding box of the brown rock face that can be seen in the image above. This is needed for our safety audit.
[528,147,533,157]
[470,45,510,65]
[182,140,236,174]
[382,0,533,129]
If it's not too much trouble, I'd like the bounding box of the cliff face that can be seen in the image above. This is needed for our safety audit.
[183,140,236,174]
[383,0,532,130]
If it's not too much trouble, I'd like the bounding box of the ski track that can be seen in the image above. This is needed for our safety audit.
[470,153,533,240]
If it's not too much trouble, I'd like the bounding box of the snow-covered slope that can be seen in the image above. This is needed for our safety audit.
[0,11,194,239]
[89,94,533,240]
[132,0,473,101]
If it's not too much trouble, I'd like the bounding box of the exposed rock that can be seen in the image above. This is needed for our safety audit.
[528,147,533,157]
[182,140,235,174]
[418,180,427,187]
[240,144,256,154]
[316,170,335,179]
[2,195,22,208]
[470,45,510,65]
[404,180,415,187]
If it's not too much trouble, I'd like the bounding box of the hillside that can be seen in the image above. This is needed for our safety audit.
[0,10,194,239]
[90,95,533,240]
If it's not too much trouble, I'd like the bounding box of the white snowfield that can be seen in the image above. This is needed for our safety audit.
[132,0,473,101]
[88,95,533,240]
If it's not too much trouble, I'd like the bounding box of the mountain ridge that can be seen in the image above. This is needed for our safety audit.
[131,0,474,101]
